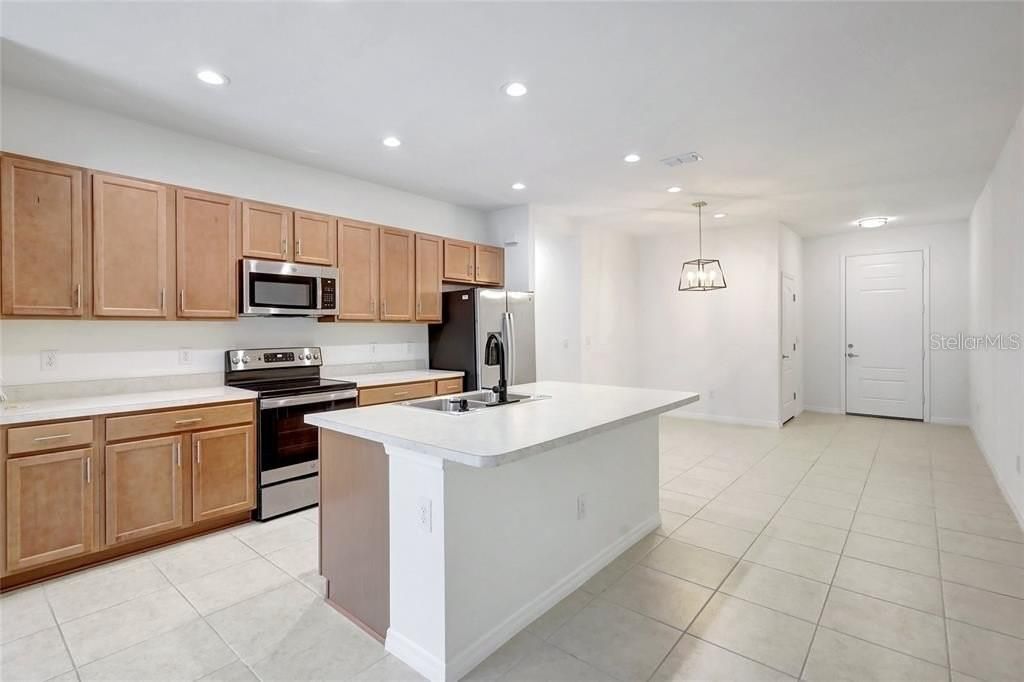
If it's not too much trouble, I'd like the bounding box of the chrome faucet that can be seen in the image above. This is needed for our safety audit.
[484,332,509,403]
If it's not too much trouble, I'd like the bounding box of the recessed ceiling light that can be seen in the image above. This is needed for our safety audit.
[503,82,528,97]
[511,182,526,191]
[623,153,641,163]
[196,69,229,86]
[382,136,402,148]
[713,212,727,219]
[857,216,889,229]
[666,186,682,193]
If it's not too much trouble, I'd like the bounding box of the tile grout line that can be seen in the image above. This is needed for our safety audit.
[40,584,81,680]
[932,448,954,682]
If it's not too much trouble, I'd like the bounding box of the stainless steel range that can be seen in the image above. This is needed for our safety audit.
[224,346,357,520]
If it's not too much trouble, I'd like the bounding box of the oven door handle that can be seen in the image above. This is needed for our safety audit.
[260,389,358,410]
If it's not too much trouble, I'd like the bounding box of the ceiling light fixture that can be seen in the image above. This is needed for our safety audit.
[623,153,641,163]
[678,201,727,293]
[503,82,528,97]
[382,136,402,148]
[856,216,889,229]
[713,213,727,219]
[511,182,526,190]
[666,186,682,193]
[196,69,229,86]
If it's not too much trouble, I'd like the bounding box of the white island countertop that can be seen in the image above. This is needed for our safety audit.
[324,369,464,388]
[0,386,257,425]
[306,380,698,468]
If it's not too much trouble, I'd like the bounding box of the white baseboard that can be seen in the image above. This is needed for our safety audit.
[969,424,1024,530]
[385,628,446,682]
[804,405,843,414]
[663,409,780,429]
[442,513,661,682]
[929,416,971,427]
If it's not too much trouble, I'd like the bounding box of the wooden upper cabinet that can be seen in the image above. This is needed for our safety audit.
[378,227,415,321]
[415,233,442,322]
[6,448,95,573]
[241,201,292,261]
[443,238,476,282]
[176,189,237,318]
[1,157,84,316]
[294,211,336,266]
[104,435,184,545]
[92,173,171,318]
[338,220,379,320]
[475,245,504,286]
[192,425,256,523]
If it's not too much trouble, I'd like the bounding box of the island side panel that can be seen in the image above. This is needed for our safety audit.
[319,429,390,641]
[443,416,660,678]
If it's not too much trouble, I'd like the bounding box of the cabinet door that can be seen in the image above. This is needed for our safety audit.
[474,245,504,285]
[176,189,237,318]
[241,201,292,261]
[443,239,475,282]
[338,220,378,320]
[415,233,442,322]
[92,173,170,317]
[1,157,84,316]
[192,425,256,523]
[293,211,336,266]
[105,435,184,545]
[378,227,415,321]
[6,448,95,572]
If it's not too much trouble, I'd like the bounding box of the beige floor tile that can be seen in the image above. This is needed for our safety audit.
[351,655,426,681]
[59,587,198,666]
[727,475,800,497]
[77,619,236,681]
[763,516,848,553]
[694,501,773,533]
[819,587,948,665]
[852,512,938,548]
[463,630,546,681]
[939,528,1024,568]
[659,489,709,516]
[44,559,169,623]
[943,581,1024,639]
[803,627,948,682]
[501,641,616,682]
[947,619,1024,682]
[655,510,690,537]
[0,587,55,645]
[250,628,385,682]
[231,516,318,555]
[641,539,738,588]
[713,489,787,515]
[778,499,854,530]
[0,627,74,682]
[580,534,664,594]
[843,532,940,577]
[859,496,936,526]
[549,600,681,681]
[688,593,815,676]
[602,565,713,630]
[935,508,1024,543]
[200,660,260,681]
[525,589,593,640]
[150,533,259,585]
[670,518,757,558]
[205,581,321,664]
[685,465,740,485]
[264,538,318,578]
[833,556,943,614]
[651,634,793,681]
[662,475,730,499]
[802,473,864,495]
[177,557,291,615]
[720,561,829,622]
[744,536,839,583]
[941,551,1024,598]
[790,484,860,511]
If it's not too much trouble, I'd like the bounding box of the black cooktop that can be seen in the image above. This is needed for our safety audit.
[236,377,356,399]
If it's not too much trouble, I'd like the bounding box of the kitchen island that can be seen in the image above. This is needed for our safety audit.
[306,381,698,682]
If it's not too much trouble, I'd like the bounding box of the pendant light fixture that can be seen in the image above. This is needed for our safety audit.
[678,200,727,292]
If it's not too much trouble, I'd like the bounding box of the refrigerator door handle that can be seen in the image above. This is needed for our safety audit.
[503,310,516,385]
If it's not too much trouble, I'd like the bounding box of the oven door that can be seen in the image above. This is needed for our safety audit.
[258,390,357,484]
[241,258,332,316]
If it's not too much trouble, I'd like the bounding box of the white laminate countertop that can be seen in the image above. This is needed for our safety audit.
[306,380,699,468]
[326,369,465,388]
[0,387,257,425]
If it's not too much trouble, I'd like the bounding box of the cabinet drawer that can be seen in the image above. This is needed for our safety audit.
[105,402,254,442]
[8,420,94,455]
[435,378,464,396]
[359,381,435,407]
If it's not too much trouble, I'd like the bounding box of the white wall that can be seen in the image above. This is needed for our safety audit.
[0,87,490,392]
[486,205,534,292]
[802,223,970,423]
[780,225,805,417]
[968,106,1023,520]
[532,208,582,382]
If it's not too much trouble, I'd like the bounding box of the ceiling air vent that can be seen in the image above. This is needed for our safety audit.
[660,152,703,167]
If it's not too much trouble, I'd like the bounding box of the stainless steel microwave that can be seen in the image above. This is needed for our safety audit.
[239,258,338,317]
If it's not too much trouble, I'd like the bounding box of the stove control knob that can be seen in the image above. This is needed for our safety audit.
[241,355,250,365]
[230,356,240,365]
[305,353,313,360]
[313,352,320,360]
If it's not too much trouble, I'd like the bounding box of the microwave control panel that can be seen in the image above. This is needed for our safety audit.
[321,278,337,310]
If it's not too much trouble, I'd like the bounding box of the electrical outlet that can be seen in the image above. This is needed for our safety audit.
[576,494,587,521]
[179,348,192,365]
[40,350,58,371]
[417,497,432,533]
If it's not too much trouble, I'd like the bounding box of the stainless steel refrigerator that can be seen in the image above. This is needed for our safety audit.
[429,289,536,390]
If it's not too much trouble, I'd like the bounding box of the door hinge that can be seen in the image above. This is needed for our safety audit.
[793,392,797,400]
[793,294,796,302]
[793,343,796,351]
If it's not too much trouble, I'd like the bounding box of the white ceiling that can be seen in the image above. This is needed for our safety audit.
[1,2,1021,236]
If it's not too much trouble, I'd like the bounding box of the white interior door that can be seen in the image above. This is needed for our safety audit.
[781,274,798,423]
[845,251,924,419]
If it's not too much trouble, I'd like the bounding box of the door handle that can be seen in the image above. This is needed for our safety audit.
[782,354,791,359]
[847,352,859,358]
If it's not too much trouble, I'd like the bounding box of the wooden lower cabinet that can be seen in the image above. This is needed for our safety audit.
[192,425,256,522]
[6,448,95,573]
[105,435,184,545]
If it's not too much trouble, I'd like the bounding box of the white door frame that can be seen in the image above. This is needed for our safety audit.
[779,271,799,425]
[839,248,931,421]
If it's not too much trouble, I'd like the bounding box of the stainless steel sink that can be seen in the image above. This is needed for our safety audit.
[400,390,548,414]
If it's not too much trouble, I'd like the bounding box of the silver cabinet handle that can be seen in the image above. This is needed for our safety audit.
[393,391,410,397]
[382,300,387,316]
[84,457,91,483]
[160,288,166,312]
[34,433,71,442]
[194,441,201,464]
[179,289,185,312]
[74,283,81,311]
[174,441,181,467]
[296,238,302,256]
[281,238,287,257]
[847,352,859,358]
[174,417,203,425]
